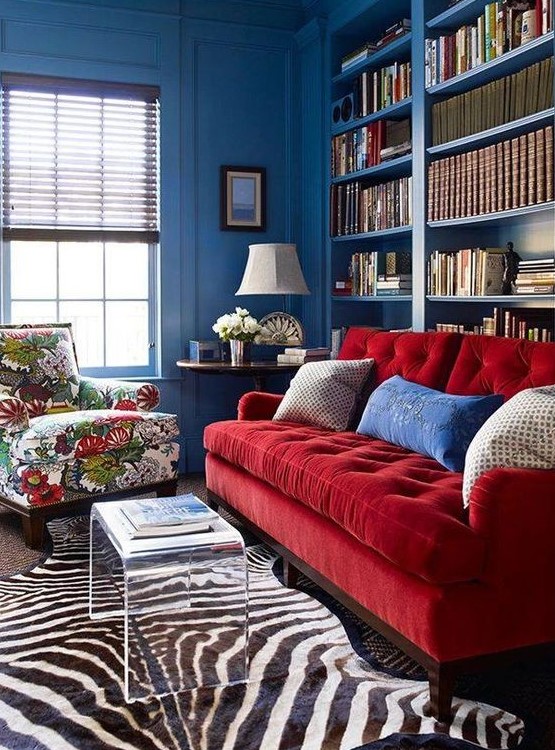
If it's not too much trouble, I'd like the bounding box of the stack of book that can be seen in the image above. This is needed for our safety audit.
[376,273,412,296]
[120,494,218,539]
[431,57,554,146]
[427,125,554,221]
[515,256,555,294]
[330,175,412,236]
[425,0,553,87]
[427,247,506,296]
[340,18,411,73]
[341,42,377,72]
[376,18,411,48]
[277,347,330,364]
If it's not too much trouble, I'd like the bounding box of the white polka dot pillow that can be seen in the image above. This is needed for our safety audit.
[463,385,555,507]
[273,359,375,431]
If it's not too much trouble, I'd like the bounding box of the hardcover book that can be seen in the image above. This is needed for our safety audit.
[120,494,218,539]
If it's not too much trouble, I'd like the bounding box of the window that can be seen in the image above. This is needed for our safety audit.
[1,75,160,376]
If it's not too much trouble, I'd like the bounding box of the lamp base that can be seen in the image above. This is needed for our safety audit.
[259,312,304,346]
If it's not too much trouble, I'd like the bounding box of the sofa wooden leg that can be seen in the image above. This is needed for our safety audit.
[21,516,46,550]
[283,559,300,588]
[428,662,457,724]
[155,479,178,498]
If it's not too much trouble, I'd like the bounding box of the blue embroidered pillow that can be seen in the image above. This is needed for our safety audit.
[356,375,504,472]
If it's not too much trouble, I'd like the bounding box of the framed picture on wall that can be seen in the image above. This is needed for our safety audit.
[220,166,266,231]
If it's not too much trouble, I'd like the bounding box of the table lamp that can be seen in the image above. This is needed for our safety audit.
[235,243,310,345]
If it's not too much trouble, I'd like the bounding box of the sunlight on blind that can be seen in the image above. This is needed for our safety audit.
[2,84,159,232]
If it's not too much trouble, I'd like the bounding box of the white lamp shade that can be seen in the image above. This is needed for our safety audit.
[236,243,310,295]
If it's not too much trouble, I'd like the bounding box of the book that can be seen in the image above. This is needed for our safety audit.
[277,353,329,364]
[120,494,218,539]
[284,347,330,356]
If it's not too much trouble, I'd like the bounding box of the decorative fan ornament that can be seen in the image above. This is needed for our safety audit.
[259,313,304,346]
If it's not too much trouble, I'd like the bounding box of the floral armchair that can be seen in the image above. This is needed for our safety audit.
[0,324,180,548]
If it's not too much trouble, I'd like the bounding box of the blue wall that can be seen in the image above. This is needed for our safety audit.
[0,0,308,472]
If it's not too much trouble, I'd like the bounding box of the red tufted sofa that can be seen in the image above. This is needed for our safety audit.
[204,328,555,721]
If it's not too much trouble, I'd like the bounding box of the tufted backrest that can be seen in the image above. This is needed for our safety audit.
[0,325,81,417]
[338,328,463,390]
[445,335,555,400]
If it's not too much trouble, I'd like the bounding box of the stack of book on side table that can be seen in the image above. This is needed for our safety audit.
[120,494,219,539]
[515,257,555,295]
[277,347,330,364]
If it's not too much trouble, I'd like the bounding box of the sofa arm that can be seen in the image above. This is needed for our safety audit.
[78,377,160,412]
[0,393,29,434]
[238,392,284,420]
[468,467,555,586]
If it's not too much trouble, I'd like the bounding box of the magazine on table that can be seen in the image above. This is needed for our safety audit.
[120,494,219,538]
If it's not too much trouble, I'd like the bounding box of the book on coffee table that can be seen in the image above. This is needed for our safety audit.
[120,494,219,539]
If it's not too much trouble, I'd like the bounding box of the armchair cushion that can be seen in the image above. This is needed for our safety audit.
[6,410,179,507]
[11,409,178,464]
[0,326,80,417]
[79,377,160,411]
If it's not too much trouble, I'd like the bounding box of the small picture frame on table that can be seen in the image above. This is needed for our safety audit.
[220,166,266,231]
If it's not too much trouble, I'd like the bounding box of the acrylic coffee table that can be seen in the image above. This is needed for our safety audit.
[89,498,248,702]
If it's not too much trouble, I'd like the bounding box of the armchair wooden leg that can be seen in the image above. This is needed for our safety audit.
[21,516,46,550]
[155,479,178,498]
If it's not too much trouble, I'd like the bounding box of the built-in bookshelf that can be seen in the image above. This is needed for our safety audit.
[325,0,554,339]
[329,1,414,333]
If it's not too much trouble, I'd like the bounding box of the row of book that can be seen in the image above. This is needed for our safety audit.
[330,176,412,236]
[515,256,555,294]
[345,251,413,296]
[425,1,553,87]
[341,19,412,72]
[427,247,506,297]
[431,57,554,146]
[435,307,553,341]
[427,125,554,222]
[352,61,411,119]
[331,119,411,176]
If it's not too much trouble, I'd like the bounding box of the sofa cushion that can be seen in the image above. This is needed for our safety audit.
[204,420,485,584]
[446,335,555,399]
[357,375,503,471]
[338,328,463,390]
[463,385,555,507]
[273,359,374,431]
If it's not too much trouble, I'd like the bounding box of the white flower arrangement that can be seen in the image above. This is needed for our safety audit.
[212,307,269,343]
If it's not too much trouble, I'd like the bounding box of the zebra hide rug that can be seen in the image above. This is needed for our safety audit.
[0,517,523,750]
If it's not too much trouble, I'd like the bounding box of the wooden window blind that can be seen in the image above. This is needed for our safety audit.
[2,75,159,242]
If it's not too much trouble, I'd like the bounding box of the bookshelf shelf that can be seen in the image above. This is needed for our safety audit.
[428,202,555,227]
[427,295,555,303]
[331,98,412,137]
[332,295,412,302]
[427,109,555,156]
[332,225,413,241]
[331,154,412,184]
[427,32,554,96]
[332,33,412,85]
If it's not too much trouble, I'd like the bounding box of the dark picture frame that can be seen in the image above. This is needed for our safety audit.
[220,166,266,231]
